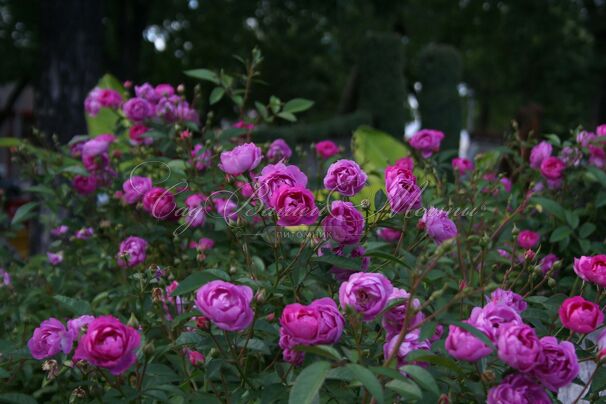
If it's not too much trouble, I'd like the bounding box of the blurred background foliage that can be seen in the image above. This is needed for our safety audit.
[1,0,605,138]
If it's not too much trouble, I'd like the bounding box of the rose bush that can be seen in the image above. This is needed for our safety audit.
[3,50,606,403]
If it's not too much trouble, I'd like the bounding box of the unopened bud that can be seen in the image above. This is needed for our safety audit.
[127,313,139,328]
[229,266,237,274]
[72,386,86,399]
[177,84,185,94]
[143,341,155,356]
[151,287,163,303]
[42,359,59,380]
[437,394,450,404]
[548,277,557,288]
[360,199,370,209]
[255,289,266,303]
[196,316,209,330]
[481,370,496,384]
[266,312,276,321]
[511,225,520,238]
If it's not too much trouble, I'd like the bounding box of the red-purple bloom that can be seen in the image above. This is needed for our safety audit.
[194,280,254,331]
[322,201,365,245]
[47,251,63,266]
[517,230,540,249]
[123,97,154,122]
[487,373,551,404]
[377,227,402,242]
[468,302,522,342]
[75,227,94,240]
[339,272,393,321]
[255,163,308,207]
[559,296,604,334]
[529,141,553,169]
[577,130,596,147]
[214,197,238,222]
[84,87,122,117]
[51,225,69,237]
[267,138,292,162]
[142,187,177,220]
[452,157,475,174]
[117,236,148,268]
[28,318,73,359]
[383,330,431,369]
[497,323,543,372]
[72,175,97,195]
[323,159,368,197]
[129,124,152,146]
[315,140,340,159]
[531,336,579,391]
[445,323,492,362]
[539,253,559,276]
[385,165,423,213]
[573,255,606,286]
[185,349,205,366]
[419,207,457,244]
[73,315,141,375]
[184,194,207,228]
[489,289,527,313]
[122,176,153,205]
[272,186,319,226]
[67,315,95,341]
[408,129,445,158]
[540,156,566,189]
[589,145,606,168]
[280,298,344,347]
[190,145,212,171]
[219,143,263,176]
[382,288,424,338]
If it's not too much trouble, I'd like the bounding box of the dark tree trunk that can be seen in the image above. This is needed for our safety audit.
[114,0,150,81]
[36,0,103,144]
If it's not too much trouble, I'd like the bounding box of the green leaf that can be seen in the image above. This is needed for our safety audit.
[295,345,343,361]
[282,98,314,114]
[85,74,124,135]
[385,379,422,400]
[399,365,439,396]
[365,251,410,269]
[544,134,561,146]
[236,338,270,355]
[53,295,92,316]
[418,322,438,341]
[11,202,38,226]
[0,137,22,148]
[587,166,606,187]
[184,69,220,84]
[550,226,572,243]
[346,364,384,404]
[172,272,225,296]
[0,368,9,378]
[277,112,297,122]
[579,223,596,238]
[565,211,580,229]
[313,254,363,271]
[255,102,269,120]
[450,321,495,351]
[0,393,38,404]
[532,197,565,221]
[209,87,225,105]
[288,361,331,404]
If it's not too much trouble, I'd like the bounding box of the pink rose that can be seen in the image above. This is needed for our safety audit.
[382,288,424,338]
[445,323,492,362]
[597,124,606,137]
[517,230,540,249]
[339,272,393,321]
[72,175,97,195]
[142,187,177,220]
[122,176,152,204]
[129,124,152,146]
[573,255,606,286]
[452,157,474,174]
[28,318,73,359]
[155,83,175,98]
[280,298,344,346]
[255,163,308,207]
[123,97,154,122]
[531,336,579,391]
[213,197,238,222]
[315,140,340,159]
[377,227,401,242]
[383,330,431,369]
[195,280,254,331]
[73,315,141,375]
[540,156,565,189]
[323,159,368,197]
[84,88,122,116]
[186,349,205,366]
[219,143,263,176]
[395,157,415,171]
[589,145,606,168]
[322,201,365,245]
[267,138,292,162]
[117,236,148,268]
[408,129,445,158]
[67,315,95,341]
[488,289,527,313]
[190,145,212,171]
[184,194,207,228]
[559,296,604,334]
[47,251,63,266]
[497,323,543,372]
[487,373,551,404]
[419,207,457,244]
[577,130,596,147]
[539,253,559,276]
[272,186,319,226]
[469,302,522,342]
[529,141,552,169]
[385,165,423,213]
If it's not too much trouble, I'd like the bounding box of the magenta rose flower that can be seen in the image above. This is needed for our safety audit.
[117,236,148,268]
[497,323,543,372]
[487,373,551,404]
[122,176,152,204]
[488,289,527,313]
[47,251,63,266]
[280,297,344,346]
[129,124,152,146]
[468,302,522,342]
[155,83,175,97]
[529,141,553,169]
[134,83,159,103]
[445,323,492,362]
[315,140,340,159]
[267,138,292,162]
[279,329,306,366]
[67,315,95,341]
[339,272,393,321]
[517,230,540,249]
[123,97,154,122]
[51,225,69,237]
[73,315,141,375]
[84,88,122,116]
[589,145,606,168]
[419,207,457,244]
[452,157,474,175]
[142,187,177,220]
[322,201,365,245]
[184,194,207,228]
[383,330,431,369]
[323,159,368,196]
[540,156,566,189]
[559,296,604,334]
[271,186,318,226]
[194,280,254,331]
[382,288,424,337]
[385,165,423,213]
[75,227,94,240]
[573,255,606,286]
[214,197,238,222]
[28,318,73,359]
[81,135,114,173]
[377,227,401,242]
[72,175,97,195]
[531,336,579,391]
[539,253,559,276]
[395,157,415,171]
[598,329,606,360]
[218,142,263,176]
[408,129,445,158]
[0,268,10,287]
[256,163,308,207]
[577,130,596,147]
[190,144,212,171]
